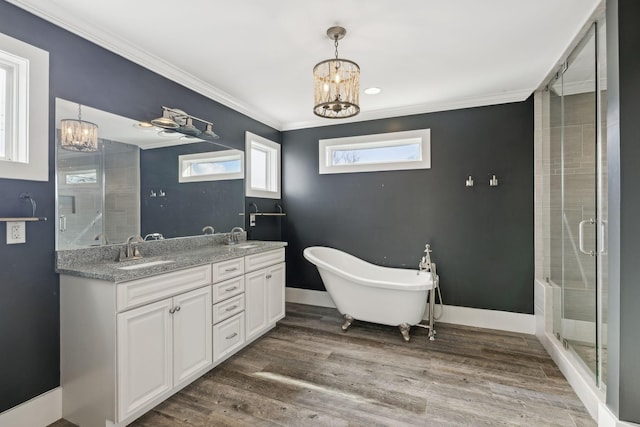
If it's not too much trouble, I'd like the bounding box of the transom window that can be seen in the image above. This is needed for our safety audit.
[319,129,431,174]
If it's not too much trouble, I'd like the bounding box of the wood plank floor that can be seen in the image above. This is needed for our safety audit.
[50,303,595,427]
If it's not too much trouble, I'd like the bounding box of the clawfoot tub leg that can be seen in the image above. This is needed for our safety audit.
[399,323,411,342]
[341,314,354,331]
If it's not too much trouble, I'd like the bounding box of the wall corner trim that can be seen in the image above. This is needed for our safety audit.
[0,387,61,427]
[285,287,536,335]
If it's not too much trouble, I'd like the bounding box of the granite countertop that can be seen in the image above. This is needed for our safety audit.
[56,239,287,283]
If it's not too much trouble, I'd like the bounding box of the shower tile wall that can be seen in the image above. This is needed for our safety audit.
[57,139,140,248]
[103,140,140,244]
[547,91,607,322]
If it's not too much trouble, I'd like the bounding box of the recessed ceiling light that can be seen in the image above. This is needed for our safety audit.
[364,87,382,95]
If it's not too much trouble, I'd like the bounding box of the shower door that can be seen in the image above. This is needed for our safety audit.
[549,23,607,386]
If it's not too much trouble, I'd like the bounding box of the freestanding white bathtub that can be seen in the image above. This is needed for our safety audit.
[303,246,437,341]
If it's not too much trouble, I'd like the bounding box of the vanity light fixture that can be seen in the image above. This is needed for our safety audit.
[151,106,220,141]
[202,123,220,139]
[60,103,99,152]
[313,26,360,119]
[150,108,180,129]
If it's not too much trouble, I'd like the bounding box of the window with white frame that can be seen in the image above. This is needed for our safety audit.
[178,149,244,183]
[245,132,281,199]
[0,32,49,181]
[319,129,431,175]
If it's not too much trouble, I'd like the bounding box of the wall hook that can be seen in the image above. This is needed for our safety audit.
[489,174,499,187]
[465,176,474,187]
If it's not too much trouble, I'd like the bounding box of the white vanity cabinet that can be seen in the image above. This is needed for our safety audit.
[211,260,246,364]
[245,249,286,341]
[117,285,212,421]
[60,264,212,427]
[59,244,286,427]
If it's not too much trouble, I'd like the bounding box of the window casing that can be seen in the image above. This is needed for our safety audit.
[319,129,431,175]
[245,132,281,199]
[178,150,244,183]
[0,32,49,181]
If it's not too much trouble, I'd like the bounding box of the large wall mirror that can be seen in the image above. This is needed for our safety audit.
[55,98,245,249]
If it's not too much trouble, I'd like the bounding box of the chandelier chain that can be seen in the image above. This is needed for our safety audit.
[334,38,339,59]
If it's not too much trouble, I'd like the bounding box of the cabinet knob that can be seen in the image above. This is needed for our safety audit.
[175,306,180,312]
[169,307,176,314]
[225,332,238,340]
[266,274,272,279]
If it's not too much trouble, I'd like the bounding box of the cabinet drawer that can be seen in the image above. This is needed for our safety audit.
[117,265,211,312]
[212,257,245,283]
[245,248,285,273]
[213,293,245,324]
[212,276,245,304]
[213,312,245,363]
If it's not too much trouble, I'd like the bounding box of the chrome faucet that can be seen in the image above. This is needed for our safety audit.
[144,232,164,241]
[418,244,433,274]
[228,227,244,245]
[202,226,215,235]
[124,235,143,259]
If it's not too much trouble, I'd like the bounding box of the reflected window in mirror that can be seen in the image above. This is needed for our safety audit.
[178,150,244,183]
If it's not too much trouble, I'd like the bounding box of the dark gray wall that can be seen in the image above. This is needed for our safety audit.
[140,144,245,239]
[0,0,279,412]
[606,0,640,422]
[282,100,534,314]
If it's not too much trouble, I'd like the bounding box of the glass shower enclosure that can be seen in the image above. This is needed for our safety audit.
[545,20,607,387]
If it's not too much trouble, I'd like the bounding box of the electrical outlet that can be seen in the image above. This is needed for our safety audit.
[7,221,26,244]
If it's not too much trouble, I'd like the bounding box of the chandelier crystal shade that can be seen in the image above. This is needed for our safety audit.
[313,26,360,119]
[60,104,99,152]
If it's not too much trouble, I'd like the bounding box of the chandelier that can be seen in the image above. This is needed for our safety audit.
[313,26,360,119]
[60,103,99,152]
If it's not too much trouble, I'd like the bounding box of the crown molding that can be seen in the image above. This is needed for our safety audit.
[5,0,284,131]
[6,1,536,133]
[282,88,533,131]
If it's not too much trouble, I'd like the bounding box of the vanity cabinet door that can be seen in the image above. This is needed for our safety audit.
[245,269,268,342]
[173,286,212,389]
[245,262,286,341]
[266,263,286,325]
[117,298,173,422]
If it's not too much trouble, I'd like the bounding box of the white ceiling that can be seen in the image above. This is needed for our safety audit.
[11,0,601,131]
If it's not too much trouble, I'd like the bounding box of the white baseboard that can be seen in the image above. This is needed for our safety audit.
[285,287,336,308]
[285,287,536,335]
[435,304,536,335]
[0,387,62,427]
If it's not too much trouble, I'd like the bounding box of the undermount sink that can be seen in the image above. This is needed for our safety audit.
[235,244,259,249]
[117,260,174,270]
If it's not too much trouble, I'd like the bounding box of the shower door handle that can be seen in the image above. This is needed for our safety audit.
[578,218,596,256]
[599,220,607,255]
